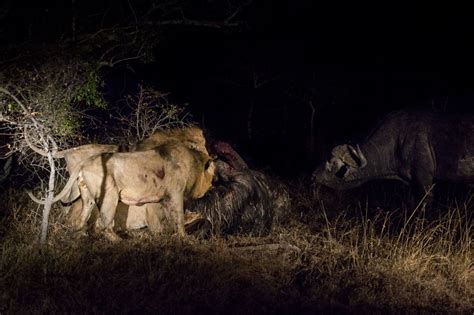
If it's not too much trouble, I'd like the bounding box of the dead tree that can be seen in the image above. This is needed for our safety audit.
[0,87,61,244]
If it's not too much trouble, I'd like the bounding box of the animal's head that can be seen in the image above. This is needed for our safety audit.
[312,144,367,190]
[211,141,249,170]
[212,141,234,156]
[212,159,235,184]
[136,126,208,155]
[180,126,208,155]
[190,154,216,199]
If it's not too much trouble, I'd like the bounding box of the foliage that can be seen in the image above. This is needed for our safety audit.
[72,67,107,109]
[0,57,105,144]
[0,48,110,244]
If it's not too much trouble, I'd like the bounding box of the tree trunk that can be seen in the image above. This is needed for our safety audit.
[39,150,56,245]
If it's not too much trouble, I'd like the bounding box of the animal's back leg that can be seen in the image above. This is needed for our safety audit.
[145,203,166,235]
[78,180,96,234]
[98,189,121,242]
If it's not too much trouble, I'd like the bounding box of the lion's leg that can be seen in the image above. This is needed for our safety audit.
[65,199,82,229]
[114,202,130,232]
[78,183,96,236]
[145,203,165,235]
[168,193,186,237]
[98,190,121,242]
[91,208,104,235]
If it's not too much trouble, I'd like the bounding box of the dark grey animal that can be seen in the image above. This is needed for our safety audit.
[186,141,290,236]
[312,110,474,206]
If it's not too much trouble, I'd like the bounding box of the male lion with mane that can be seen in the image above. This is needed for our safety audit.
[115,125,213,234]
[29,138,215,241]
[61,126,209,234]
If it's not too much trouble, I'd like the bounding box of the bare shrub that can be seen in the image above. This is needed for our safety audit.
[110,85,189,145]
[0,53,106,244]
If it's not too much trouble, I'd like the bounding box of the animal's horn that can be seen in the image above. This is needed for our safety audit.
[348,144,367,168]
[356,144,367,168]
[348,145,367,168]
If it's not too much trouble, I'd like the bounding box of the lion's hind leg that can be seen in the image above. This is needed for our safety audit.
[145,203,166,235]
[77,179,96,238]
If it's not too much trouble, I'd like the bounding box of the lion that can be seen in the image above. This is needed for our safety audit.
[24,130,120,208]
[26,126,212,235]
[73,126,211,235]
[114,126,212,234]
[132,125,209,155]
[30,141,215,241]
[24,142,121,223]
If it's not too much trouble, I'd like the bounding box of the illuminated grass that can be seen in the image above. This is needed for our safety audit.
[0,187,472,313]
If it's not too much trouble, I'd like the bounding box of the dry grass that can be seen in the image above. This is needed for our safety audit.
[0,185,472,314]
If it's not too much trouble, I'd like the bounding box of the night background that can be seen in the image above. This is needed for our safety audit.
[0,1,473,313]
[3,1,474,174]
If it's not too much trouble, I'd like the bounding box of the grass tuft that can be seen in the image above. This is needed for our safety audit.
[0,185,472,313]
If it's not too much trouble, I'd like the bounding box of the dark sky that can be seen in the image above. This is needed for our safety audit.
[2,1,473,175]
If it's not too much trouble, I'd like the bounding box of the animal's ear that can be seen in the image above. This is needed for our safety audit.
[325,161,332,171]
